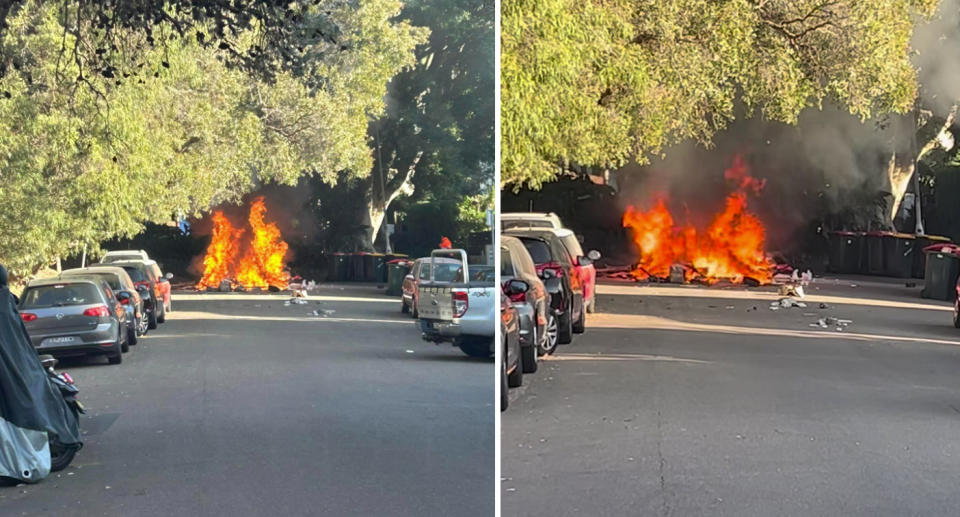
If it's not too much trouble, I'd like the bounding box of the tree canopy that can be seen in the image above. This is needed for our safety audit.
[501,0,941,189]
[0,0,425,278]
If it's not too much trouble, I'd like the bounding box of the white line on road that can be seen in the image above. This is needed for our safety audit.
[171,293,397,304]
[167,311,414,325]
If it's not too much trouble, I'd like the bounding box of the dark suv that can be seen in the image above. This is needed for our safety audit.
[93,261,165,329]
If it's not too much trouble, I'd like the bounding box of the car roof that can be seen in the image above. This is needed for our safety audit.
[109,259,156,266]
[501,212,560,220]
[103,249,148,256]
[504,227,574,239]
[415,257,462,265]
[63,266,127,276]
[26,277,105,288]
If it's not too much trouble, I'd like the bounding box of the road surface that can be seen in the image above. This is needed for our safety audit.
[2,284,494,517]
[503,276,960,517]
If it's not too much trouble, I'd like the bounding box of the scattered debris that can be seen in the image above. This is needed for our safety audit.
[778,284,805,298]
[725,305,735,310]
[810,317,852,329]
[288,298,308,305]
[905,281,917,288]
[819,303,829,309]
[772,297,806,309]
[405,349,415,354]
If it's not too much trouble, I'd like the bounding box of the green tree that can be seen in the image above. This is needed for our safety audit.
[0,1,424,278]
[501,0,940,190]
[313,0,494,251]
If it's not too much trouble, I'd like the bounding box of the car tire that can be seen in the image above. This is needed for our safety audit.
[500,354,509,412]
[137,310,149,336]
[108,346,123,364]
[120,330,129,354]
[458,337,492,358]
[521,341,538,374]
[49,443,77,472]
[573,297,586,334]
[401,299,409,314]
[540,313,559,356]
[412,299,419,319]
[954,298,960,329]
[128,326,138,346]
[147,309,158,330]
[558,301,573,345]
[157,304,166,324]
[508,352,524,388]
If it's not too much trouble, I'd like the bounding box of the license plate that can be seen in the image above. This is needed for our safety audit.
[41,336,79,346]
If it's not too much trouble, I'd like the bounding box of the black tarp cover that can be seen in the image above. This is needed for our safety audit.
[0,266,81,481]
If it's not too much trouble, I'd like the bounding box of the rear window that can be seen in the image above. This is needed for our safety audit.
[431,263,463,282]
[64,272,121,291]
[21,284,102,309]
[502,220,553,230]
[120,266,148,283]
[103,254,141,263]
[518,238,552,264]
[470,266,495,282]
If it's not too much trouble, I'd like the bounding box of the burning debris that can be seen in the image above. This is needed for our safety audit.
[621,155,774,285]
[196,197,291,291]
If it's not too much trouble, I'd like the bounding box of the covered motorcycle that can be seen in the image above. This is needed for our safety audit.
[0,265,82,483]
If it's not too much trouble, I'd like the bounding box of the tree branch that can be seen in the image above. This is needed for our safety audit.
[384,150,424,208]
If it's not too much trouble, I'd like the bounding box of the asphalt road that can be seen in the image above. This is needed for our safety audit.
[503,276,960,517]
[1,284,494,517]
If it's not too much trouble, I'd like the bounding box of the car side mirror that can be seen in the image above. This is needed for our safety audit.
[117,291,132,305]
[541,269,556,279]
[588,250,601,261]
[135,285,148,292]
[506,279,529,295]
[165,272,174,280]
[577,256,592,267]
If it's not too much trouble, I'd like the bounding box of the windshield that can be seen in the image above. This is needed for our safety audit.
[518,238,552,264]
[21,283,102,308]
[430,263,464,282]
[500,247,515,278]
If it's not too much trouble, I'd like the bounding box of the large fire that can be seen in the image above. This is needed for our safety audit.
[196,197,290,290]
[621,155,774,284]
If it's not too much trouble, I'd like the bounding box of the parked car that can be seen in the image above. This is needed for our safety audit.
[418,249,496,358]
[503,228,588,345]
[143,260,174,314]
[18,278,129,364]
[100,249,150,263]
[60,266,147,344]
[501,292,522,412]
[501,235,549,365]
[401,256,464,318]
[94,261,165,328]
[502,213,602,313]
[501,212,564,230]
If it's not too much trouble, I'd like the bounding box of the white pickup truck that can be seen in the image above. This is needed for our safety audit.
[417,249,496,358]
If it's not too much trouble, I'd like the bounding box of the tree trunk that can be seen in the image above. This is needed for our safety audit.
[885,103,957,227]
[361,149,424,252]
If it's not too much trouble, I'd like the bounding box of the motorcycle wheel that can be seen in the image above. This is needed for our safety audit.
[49,443,76,472]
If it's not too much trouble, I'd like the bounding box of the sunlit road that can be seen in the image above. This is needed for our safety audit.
[503,276,960,517]
[1,284,494,517]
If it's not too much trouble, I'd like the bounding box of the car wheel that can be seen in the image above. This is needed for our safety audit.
[49,442,77,472]
[120,330,130,354]
[157,303,166,324]
[108,341,123,364]
[137,310,149,335]
[500,354,509,412]
[521,337,538,374]
[954,298,960,329]
[508,351,524,388]
[458,337,492,358]
[573,297,586,334]
[412,299,419,319]
[540,313,559,355]
[401,299,409,314]
[147,308,158,330]
[558,301,573,344]
[128,325,138,346]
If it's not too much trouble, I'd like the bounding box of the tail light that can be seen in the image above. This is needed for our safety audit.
[134,281,150,289]
[61,372,74,385]
[83,305,109,317]
[452,290,469,318]
[119,298,130,305]
[20,313,37,322]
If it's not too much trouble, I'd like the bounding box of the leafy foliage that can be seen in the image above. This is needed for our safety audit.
[501,0,940,189]
[0,1,425,278]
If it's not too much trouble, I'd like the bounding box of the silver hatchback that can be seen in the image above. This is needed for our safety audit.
[18,278,129,364]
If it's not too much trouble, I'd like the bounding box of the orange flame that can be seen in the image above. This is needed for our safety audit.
[235,197,290,290]
[621,156,773,284]
[196,197,290,290]
[196,211,244,290]
[439,236,452,249]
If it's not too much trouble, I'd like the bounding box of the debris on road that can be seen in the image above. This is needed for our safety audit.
[810,317,852,330]
[771,297,806,309]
